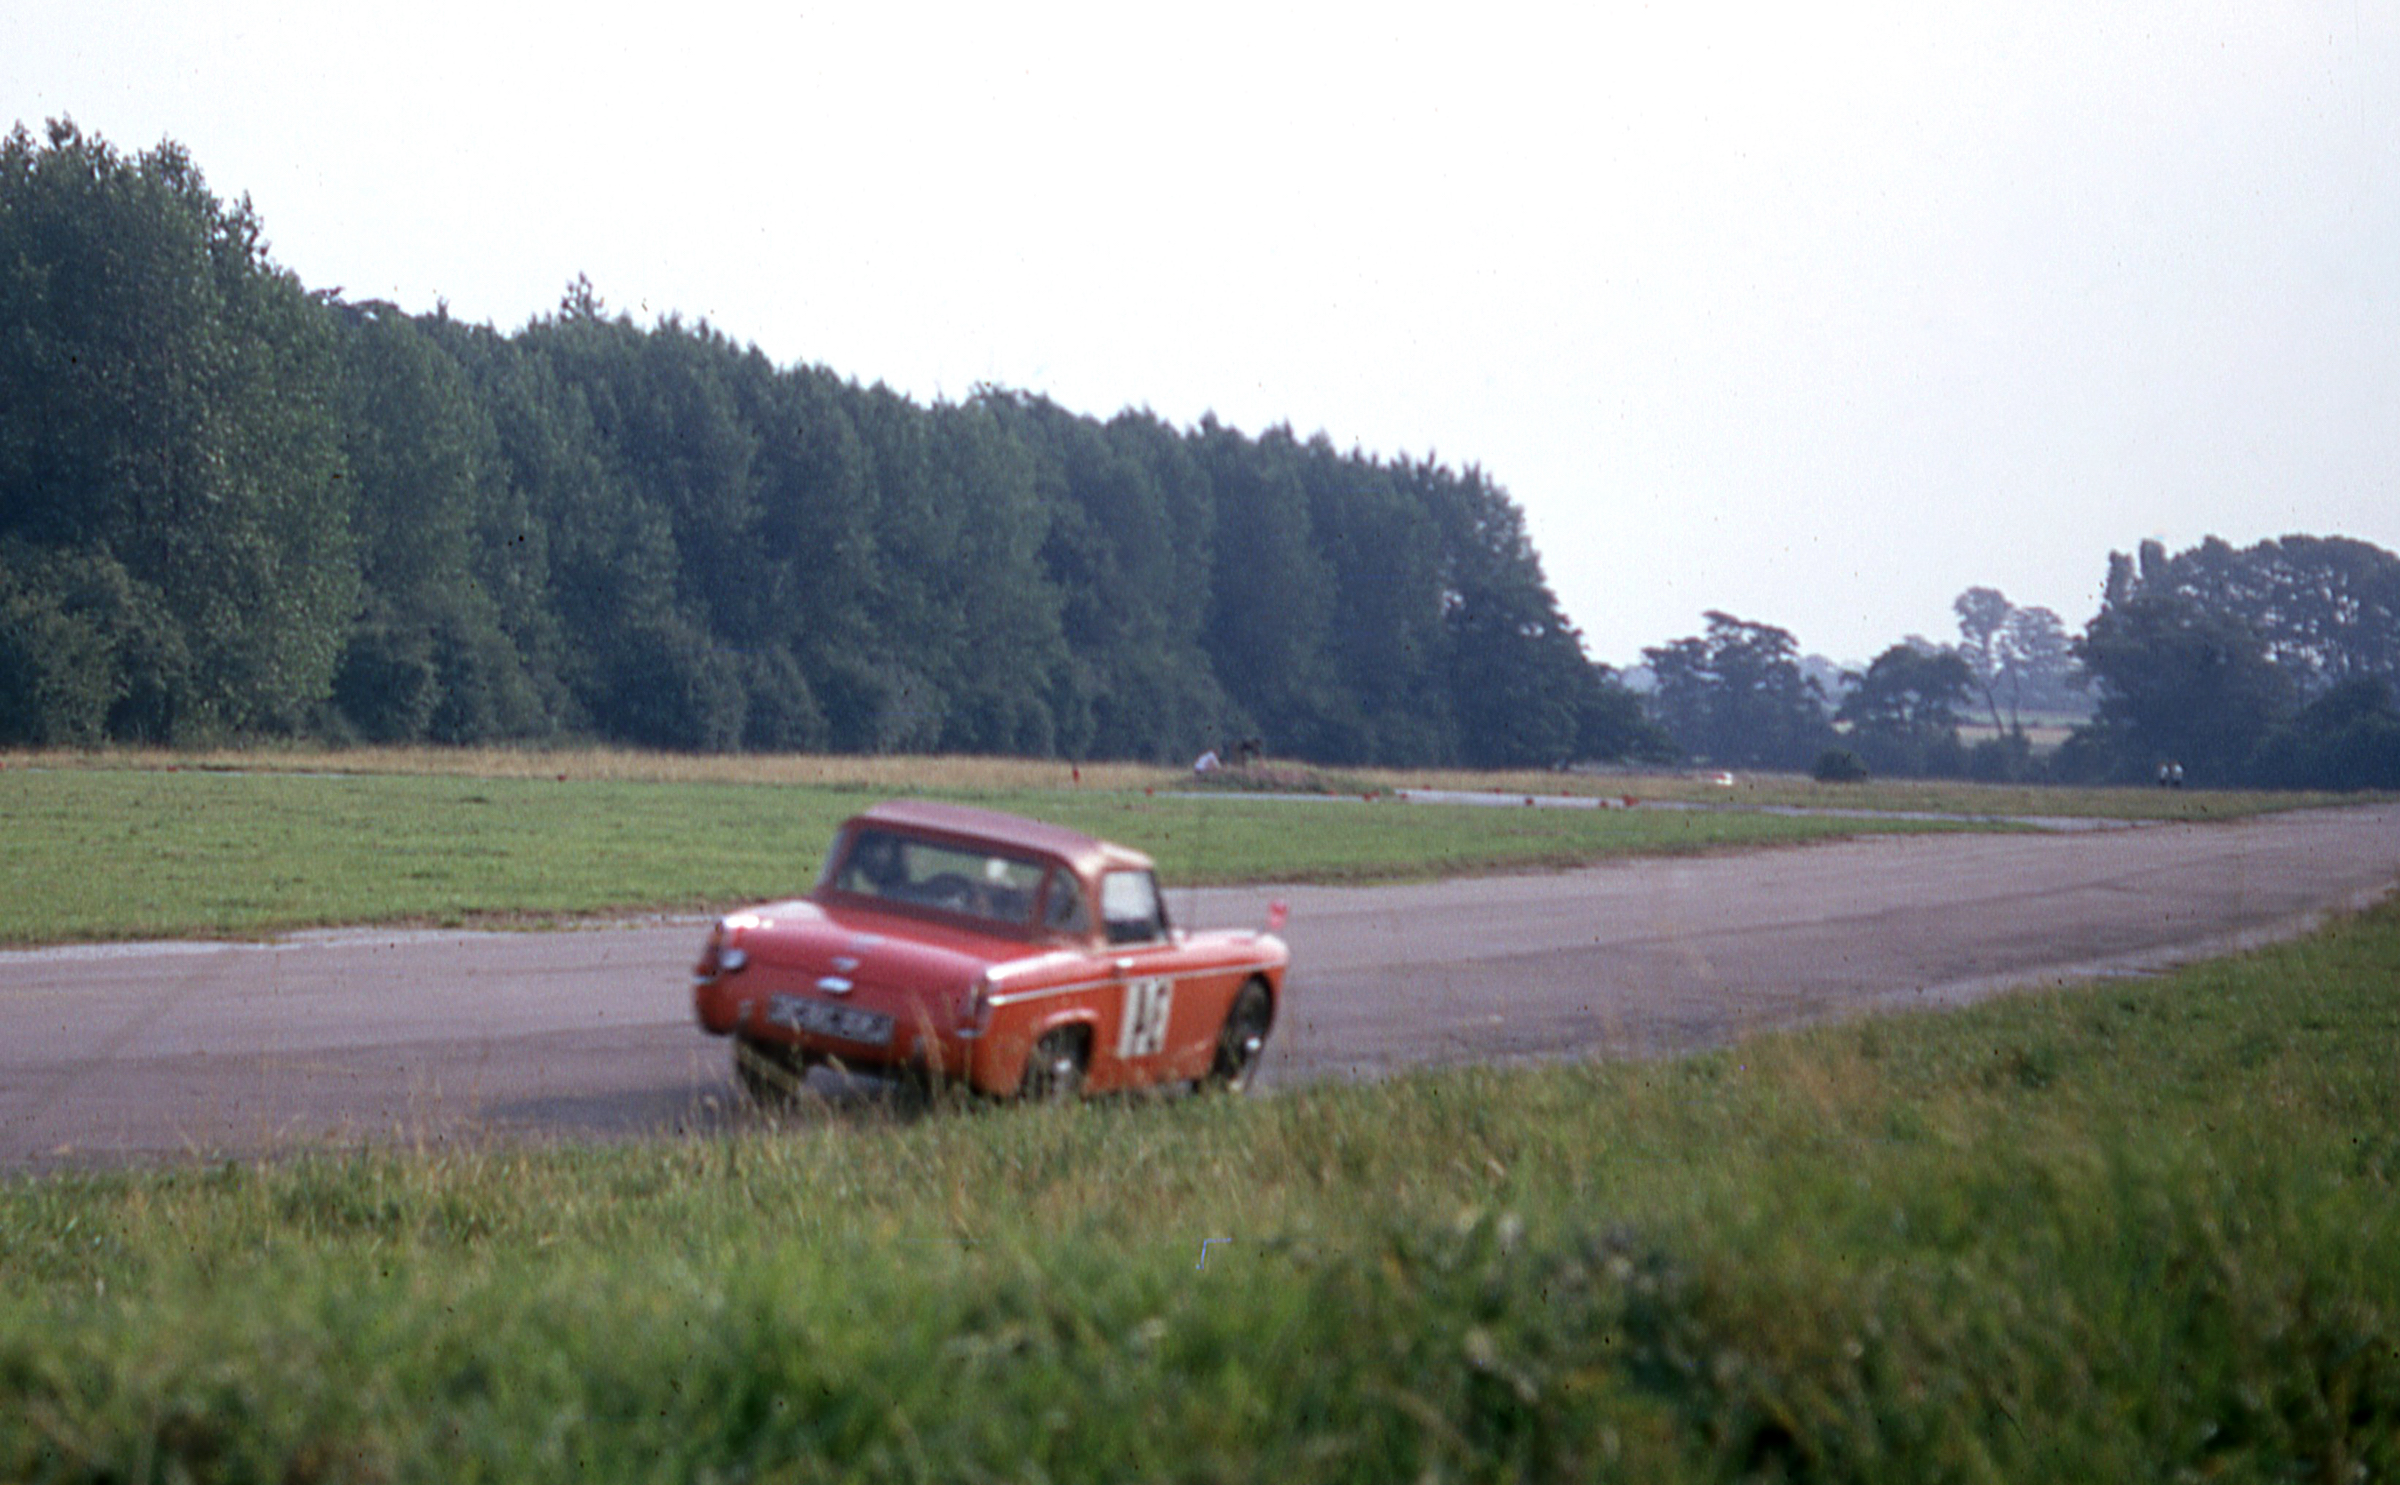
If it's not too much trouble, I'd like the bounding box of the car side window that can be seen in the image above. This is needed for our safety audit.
[1100,870,1167,945]
[1042,872,1092,936]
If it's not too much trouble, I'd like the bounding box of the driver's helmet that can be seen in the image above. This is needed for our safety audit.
[850,832,906,890]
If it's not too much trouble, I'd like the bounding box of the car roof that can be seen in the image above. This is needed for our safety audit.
[848,799,1155,879]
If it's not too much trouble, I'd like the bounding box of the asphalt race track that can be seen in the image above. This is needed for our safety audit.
[5,803,2397,1169]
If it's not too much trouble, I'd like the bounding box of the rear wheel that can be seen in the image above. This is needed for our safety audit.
[1205,980,1273,1092]
[1019,1026,1088,1101]
[733,1038,816,1108]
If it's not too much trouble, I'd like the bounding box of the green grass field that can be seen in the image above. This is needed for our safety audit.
[4,893,2394,1481]
[0,763,2016,945]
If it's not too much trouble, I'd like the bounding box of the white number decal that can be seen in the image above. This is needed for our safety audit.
[1116,977,1173,1059]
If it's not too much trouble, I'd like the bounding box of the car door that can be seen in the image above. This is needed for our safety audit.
[1097,868,1188,1088]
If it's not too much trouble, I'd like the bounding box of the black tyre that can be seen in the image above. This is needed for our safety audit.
[733,1038,815,1108]
[1019,1026,1088,1101]
[1205,980,1273,1092]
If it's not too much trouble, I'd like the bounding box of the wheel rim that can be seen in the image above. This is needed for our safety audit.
[1213,984,1271,1088]
[1023,1030,1085,1100]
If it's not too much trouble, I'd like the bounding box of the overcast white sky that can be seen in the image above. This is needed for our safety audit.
[8,2,2395,665]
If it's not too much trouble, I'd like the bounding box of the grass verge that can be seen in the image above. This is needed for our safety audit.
[0,765,2004,945]
[1361,767,2365,820]
[4,899,2395,1481]
[5,742,2358,818]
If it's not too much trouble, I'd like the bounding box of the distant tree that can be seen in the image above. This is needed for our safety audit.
[2068,533,2400,785]
[2248,677,2400,792]
[408,314,573,725]
[998,395,1236,761]
[599,614,747,752]
[1951,587,2085,732]
[1836,644,1974,776]
[327,302,545,743]
[919,398,1069,754]
[1811,747,1868,783]
[1194,421,1344,757]
[1642,635,1715,757]
[734,645,826,752]
[1575,663,1676,763]
[516,305,818,750]
[1999,604,2080,719]
[1296,440,1454,764]
[1413,460,1605,767]
[2106,535,2400,699]
[0,121,354,740]
[2073,592,2293,784]
[0,542,141,743]
[458,314,668,736]
[1952,587,2015,733]
[742,364,870,752]
[1642,612,1831,768]
[1088,409,1234,758]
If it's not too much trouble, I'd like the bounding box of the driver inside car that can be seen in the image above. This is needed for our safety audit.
[842,832,908,897]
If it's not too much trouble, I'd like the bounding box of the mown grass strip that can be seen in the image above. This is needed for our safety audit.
[0,768,1999,945]
[3,897,2395,1481]
[4,742,2356,818]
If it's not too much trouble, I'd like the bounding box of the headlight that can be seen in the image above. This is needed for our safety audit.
[695,921,752,980]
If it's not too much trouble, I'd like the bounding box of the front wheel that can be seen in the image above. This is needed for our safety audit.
[1019,1026,1088,1101]
[1205,980,1273,1092]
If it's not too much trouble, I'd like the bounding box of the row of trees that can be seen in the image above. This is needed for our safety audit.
[2067,536,2400,789]
[7,124,2391,788]
[1634,537,2400,791]
[1636,589,2077,781]
[0,121,1656,767]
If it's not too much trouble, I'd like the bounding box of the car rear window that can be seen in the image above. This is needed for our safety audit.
[828,828,1049,929]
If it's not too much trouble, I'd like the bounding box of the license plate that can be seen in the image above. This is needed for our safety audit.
[764,994,894,1047]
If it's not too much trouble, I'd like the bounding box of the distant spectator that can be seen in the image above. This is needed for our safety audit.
[1193,749,1220,774]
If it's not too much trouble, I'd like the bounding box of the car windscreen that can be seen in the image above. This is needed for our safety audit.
[827,828,1049,930]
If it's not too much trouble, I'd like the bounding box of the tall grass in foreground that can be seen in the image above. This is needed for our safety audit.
[5,903,2397,1479]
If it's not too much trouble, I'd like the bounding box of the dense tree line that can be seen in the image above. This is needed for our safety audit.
[0,122,1659,767]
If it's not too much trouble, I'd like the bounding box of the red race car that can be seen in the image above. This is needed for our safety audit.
[692,800,1288,1102]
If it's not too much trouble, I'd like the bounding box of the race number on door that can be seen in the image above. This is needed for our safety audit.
[1117,977,1172,1058]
